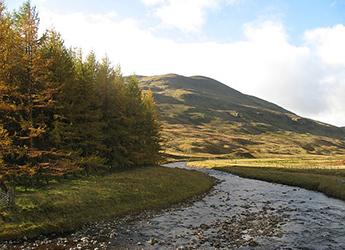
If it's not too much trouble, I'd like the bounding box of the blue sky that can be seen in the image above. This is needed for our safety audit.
[5,0,345,126]
[7,0,345,43]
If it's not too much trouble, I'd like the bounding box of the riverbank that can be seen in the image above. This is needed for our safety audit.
[3,162,345,249]
[189,156,345,201]
[0,166,214,241]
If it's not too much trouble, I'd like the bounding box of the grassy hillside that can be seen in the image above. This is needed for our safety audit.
[138,74,345,159]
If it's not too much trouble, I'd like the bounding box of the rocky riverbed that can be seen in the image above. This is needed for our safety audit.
[2,162,345,249]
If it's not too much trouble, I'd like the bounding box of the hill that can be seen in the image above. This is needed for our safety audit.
[138,74,345,160]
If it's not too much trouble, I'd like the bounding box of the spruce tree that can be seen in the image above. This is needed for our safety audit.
[142,90,161,165]
[59,51,105,172]
[123,76,147,166]
[0,1,22,195]
[0,1,163,199]
[13,1,42,151]
[96,57,119,164]
[35,30,75,147]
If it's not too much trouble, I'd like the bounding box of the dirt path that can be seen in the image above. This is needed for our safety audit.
[2,162,345,249]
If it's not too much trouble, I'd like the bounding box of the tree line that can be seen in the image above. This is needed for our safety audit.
[0,1,161,204]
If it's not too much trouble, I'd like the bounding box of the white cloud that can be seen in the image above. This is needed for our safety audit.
[156,0,216,32]
[304,24,345,66]
[142,0,166,6]
[37,8,345,126]
[142,0,240,32]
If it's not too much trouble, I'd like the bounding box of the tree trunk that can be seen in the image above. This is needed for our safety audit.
[0,181,15,208]
[7,185,15,208]
[0,181,8,193]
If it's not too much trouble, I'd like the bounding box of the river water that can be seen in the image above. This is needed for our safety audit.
[2,162,345,249]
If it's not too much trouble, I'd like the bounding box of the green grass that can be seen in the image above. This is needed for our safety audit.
[188,156,345,169]
[0,166,214,240]
[188,156,345,201]
[139,74,345,160]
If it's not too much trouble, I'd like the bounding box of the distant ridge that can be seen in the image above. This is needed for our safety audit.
[138,74,345,159]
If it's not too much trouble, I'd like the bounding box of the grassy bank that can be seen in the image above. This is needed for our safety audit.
[0,166,214,240]
[188,156,345,201]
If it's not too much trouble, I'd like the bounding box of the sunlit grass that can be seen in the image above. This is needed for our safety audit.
[188,156,345,201]
[161,122,345,161]
[188,155,345,169]
[0,166,214,240]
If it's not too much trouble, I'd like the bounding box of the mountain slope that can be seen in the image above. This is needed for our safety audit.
[138,74,345,159]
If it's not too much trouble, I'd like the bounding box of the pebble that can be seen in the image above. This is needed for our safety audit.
[147,238,158,245]
[3,163,345,249]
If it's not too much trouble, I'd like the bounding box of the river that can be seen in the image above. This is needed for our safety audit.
[2,162,345,249]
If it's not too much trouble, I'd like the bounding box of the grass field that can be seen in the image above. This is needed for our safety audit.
[0,166,214,240]
[188,156,345,201]
[162,123,345,161]
[139,74,345,160]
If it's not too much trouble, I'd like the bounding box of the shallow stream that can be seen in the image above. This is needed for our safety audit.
[2,162,345,249]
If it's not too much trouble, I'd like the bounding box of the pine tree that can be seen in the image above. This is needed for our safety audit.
[96,57,118,163]
[0,1,163,201]
[34,30,74,146]
[10,2,65,184]
[142,90,161,165]
[0,0,22,130]
[13,1,42,151]
[123,76,147,166]
[32,30,82,177]
[0,1,22,197]
[0,126,13,188]
[59,51,105,173]
[0,125,16,207]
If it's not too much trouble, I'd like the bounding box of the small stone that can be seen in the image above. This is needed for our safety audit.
[80,237,88,242]
[199,224,209,230]
[249,240,259,247]
[147,238,158,245]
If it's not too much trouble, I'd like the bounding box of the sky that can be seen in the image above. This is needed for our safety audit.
[6,0,345,127]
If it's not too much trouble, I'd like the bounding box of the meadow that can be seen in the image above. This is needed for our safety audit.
[189,155,345,201]
[0,166,214,240]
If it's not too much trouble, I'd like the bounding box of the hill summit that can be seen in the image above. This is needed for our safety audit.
[138,74,345,159]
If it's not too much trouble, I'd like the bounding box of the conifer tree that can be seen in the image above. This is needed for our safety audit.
[0,1,163,201]
[34,30,75,147]
[13,1,42,151]
[59,51,105,172]
[0,1,22,194]
[0,0,22,131]
[123,76,147,166]
[142,90,161,165]
[0,126,13,188]
[96,57,120,164]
